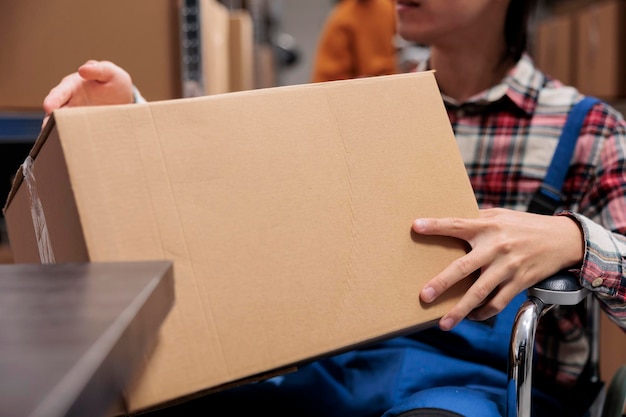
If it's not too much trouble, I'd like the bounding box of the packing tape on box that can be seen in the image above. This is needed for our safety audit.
[23,156,56,264]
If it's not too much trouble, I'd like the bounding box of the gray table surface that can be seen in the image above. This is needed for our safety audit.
[0,260,175,417]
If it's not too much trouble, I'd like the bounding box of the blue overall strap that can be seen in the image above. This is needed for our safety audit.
[527,96,600,215]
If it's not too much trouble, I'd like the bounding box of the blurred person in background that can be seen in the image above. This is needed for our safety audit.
[311,0,398,82]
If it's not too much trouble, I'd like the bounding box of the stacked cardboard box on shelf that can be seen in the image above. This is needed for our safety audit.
[0,0,255,110]
[0,0,181,109]
[575,0,626,99]
[533,13,576,86]
[229,9,256,92]
[533,0,626,100]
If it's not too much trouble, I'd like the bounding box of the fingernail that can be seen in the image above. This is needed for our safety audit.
[421,286,435,303]
[440,317,455,331]
[413,219,426,231]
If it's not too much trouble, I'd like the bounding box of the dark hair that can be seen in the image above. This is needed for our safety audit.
[504,0,538,63]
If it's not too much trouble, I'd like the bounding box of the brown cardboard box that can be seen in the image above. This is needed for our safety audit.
[0,244,13,264]
[197,0,232,96]
[575,0,626,99]
[0,0,237,110]
[228,9,255,92]
[256,43,278,89]
[533,13,576,85]
[3,71,479,413]
[0,0,181,110]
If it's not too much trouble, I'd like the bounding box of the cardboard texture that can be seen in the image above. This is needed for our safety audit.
[533,13,576,86]
[0,0,181,110]
[3,72,479,413]
[575,0,626,99]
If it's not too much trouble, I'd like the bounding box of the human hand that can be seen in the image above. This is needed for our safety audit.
[413,208,584,331]
[42,60,134,128]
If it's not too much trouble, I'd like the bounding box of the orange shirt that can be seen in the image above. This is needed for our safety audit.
[311,0,398,83]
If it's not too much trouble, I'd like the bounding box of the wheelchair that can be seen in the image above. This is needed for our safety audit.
[508,271,626,417]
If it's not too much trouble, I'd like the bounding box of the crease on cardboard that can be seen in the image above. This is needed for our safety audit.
[322,87,358,334]
[22,155,56,264]
[145,104,229,379]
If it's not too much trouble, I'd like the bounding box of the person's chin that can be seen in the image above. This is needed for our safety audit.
[397,27,430,45]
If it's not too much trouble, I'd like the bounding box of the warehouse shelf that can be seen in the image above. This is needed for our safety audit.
[0,112,43,143]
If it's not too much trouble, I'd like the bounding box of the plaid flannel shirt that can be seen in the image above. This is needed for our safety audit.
[418,53,626,388]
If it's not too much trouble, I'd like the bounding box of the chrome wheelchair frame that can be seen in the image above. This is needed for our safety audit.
[507,271,626,417]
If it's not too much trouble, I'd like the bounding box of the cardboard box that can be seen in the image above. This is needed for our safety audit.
[228,9,255,92]
[533,13,576,85]
[255,43,278,89]
[575,0,626,99]
[0,0,237,110]
[195,0,232,96]
[3,71,479,413]
[0,0,181,110]
[0,244,13,264]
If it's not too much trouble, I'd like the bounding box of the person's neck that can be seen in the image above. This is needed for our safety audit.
[429,45,516,103]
